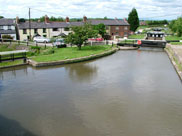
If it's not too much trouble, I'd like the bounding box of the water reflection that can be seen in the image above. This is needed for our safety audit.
[65,63,98,82]
[0,114,36,136]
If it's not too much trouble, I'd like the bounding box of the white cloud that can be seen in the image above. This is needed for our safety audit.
[0,0,181,19]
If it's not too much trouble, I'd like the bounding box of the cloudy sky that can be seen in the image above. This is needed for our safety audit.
[0,0,181,20]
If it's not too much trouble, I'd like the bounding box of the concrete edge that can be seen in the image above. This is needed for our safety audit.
[0,63,28,70]
[165,46,182,81]
[28,48,118,67]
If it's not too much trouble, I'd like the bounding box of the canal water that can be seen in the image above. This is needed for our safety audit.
[0,49,182,136]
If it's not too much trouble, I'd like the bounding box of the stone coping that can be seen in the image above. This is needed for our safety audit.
[28,48,118,67]
[165,45,182,80]
[118,46,139,50]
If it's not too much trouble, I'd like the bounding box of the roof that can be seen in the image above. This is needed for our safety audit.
[18,19,129,29]
[0,29,16,34]
[0,18,15,26]
[87,19,129,26]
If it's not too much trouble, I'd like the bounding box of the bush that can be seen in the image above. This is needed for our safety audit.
[2,35,14,42]
[30,46,41,54]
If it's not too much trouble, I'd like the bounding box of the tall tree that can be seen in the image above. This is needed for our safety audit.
[128,8,139,32]
[0,16,4,19]
[65,23,98,50]
[93,23,106,38]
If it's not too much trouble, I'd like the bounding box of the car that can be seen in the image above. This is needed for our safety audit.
[33,36,50,43]
[53,39,67,48]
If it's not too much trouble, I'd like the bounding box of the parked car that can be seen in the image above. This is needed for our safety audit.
[53,39,67,48]
[33,36,50,43]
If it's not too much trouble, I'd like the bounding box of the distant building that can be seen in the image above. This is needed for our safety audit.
[17,15,130,41]
[0,18,17,40]
[146,31,165,40]
[140,21,147,26]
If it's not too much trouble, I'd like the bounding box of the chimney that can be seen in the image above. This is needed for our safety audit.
[45,15,49,23]
[66,17,69,22]
[83,16,87,22]
[123,18,127,22]
[16,16,19,24]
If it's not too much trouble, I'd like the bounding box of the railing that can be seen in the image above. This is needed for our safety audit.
[0,38,53,48]
[0,50,28,63]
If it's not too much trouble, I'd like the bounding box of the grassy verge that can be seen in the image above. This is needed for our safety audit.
[120,40,135,44]
[128,34,145,39]
[31,45,113,62]
[170,42,182,45]
[165,36,182,41]
[0,60,24,67]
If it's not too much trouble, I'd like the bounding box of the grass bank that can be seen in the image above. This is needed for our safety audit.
[0,60,24,68]
[170,42,182,45]
[31,45,113,62]
[165,36,182,41]
[128,34,145,39]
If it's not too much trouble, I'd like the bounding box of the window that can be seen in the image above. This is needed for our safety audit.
[8,25,11,30]
[64,27,69,31]
[106,26,109,30]
[34,29,38,34]
[43,35,47,37]
[53,28,58,31]
[43,28,46,33]
[115,27,119,30]
[0,26,3,30]
[124,27,128,30]
[23,29,27,34]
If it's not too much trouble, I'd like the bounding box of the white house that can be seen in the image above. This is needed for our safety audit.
[0,18,17,40]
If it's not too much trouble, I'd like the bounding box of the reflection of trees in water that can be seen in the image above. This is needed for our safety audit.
[0,114,37,136]
[65,63,98,82]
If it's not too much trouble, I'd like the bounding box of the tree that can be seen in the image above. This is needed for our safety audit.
[93,23,106,38]
[65,23,98,50]
[170,17,182,37]
[0,16,4,19]
[128,8,139,32]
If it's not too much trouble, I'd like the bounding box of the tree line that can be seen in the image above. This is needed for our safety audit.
[169,17,182,37]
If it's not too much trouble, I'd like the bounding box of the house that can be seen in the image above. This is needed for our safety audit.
[0,18,17,40]
[17,15,130,41]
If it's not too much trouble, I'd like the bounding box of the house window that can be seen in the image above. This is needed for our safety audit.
[34,29,38,34]
[8,26,11,30]
[106,26,109,30]
[115,27,119,30]
[53,28,58,31]
[64,27,69,31]
[0,26,3,30]
[43,28,46,33]
[124,27,128,30]
[23,29,27,34]
[124,32,128,36]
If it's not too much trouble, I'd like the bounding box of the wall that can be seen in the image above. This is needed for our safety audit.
[110,25,130,39]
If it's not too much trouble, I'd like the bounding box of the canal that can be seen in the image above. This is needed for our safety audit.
[0,49,182,136]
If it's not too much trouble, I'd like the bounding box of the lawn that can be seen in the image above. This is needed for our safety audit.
[170,42,182,45]
[165,36,182,41]
[120,40,136,44]
[128,34,145,39]
[31,45,113,62]
[0,60,23,67]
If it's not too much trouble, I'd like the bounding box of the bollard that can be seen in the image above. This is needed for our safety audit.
[23,58,27,63]
[45,42,46,49]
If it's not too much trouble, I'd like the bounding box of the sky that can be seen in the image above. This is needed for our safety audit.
[0,0,182,20]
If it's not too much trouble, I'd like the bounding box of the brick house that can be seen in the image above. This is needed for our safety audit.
[17,15,130,41]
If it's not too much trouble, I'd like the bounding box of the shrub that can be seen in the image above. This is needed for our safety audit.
[2,35,14,42]
[42,48,55,55]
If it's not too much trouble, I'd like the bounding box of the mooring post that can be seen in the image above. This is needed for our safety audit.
[0,55,1,63]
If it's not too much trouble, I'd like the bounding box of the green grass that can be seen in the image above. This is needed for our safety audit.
[165,36,182,41]
[170,42,182,45]
[120,40,135,44]
[0,60,23,67]
[31,45,113,62]
[128,34,145,39]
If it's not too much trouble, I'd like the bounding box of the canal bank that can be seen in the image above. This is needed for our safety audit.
[165,44,182,80]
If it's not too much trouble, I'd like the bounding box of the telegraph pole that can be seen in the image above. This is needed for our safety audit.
[29,8,31,40]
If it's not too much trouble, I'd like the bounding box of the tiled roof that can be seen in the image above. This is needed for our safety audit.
[0,30,16,34]
[0,19,15,26]
[18,19,129,29]
[87,19,129,26]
